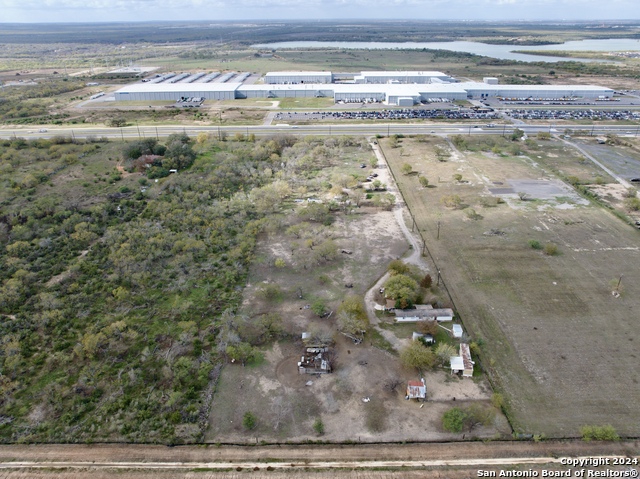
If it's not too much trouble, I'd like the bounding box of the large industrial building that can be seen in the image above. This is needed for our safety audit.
[264,71,333,84]
[354,71,455,84]
[113,70,614,106]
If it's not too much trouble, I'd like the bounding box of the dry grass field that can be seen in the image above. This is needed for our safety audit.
[383,135,640,437]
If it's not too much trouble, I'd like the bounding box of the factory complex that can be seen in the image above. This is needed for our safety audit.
[114,70,614,106]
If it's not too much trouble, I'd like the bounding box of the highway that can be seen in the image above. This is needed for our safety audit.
[1,122,638,140]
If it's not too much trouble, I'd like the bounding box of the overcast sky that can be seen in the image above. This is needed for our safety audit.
[1,0,638,23]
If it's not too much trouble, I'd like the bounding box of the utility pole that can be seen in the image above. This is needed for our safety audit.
[437,221,441,240]
[616,274,624,292]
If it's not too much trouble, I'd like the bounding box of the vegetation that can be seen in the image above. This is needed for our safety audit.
[242,411,257,431]
[313,417,325,435]
[0,133,372,443]
[384,274,420,309]
[399,341,436,372]
[442,404,496,433]
[580,424,620,442]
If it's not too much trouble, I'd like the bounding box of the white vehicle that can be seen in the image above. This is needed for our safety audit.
[38,129,48,133]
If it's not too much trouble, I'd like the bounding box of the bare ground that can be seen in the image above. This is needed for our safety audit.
[0,441,637,479]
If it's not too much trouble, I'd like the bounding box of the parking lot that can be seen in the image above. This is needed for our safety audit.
[275,108,499,122]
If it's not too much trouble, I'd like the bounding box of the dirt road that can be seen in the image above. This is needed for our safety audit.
[363,141,430,350]
[0,441,637,478]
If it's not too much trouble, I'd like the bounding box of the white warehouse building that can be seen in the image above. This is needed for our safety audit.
[114,83,239,101]
[113,71,614,105]
[355,71,455,84]
[264,71,333,84]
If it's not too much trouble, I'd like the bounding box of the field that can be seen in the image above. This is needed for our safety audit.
[383,134,640,437]
[205,139,508,443]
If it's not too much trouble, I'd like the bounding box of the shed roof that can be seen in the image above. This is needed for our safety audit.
[450,356,464,371]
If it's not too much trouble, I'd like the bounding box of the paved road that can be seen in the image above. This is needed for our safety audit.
[1,123,637,140]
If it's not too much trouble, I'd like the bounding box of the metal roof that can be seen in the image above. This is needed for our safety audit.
[117,83,241,93]
[265,71,332,76]
[461,82,613,92]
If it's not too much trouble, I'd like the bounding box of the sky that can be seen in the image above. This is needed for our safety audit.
[1,0,639,23]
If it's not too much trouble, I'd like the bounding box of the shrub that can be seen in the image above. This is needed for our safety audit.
[311,298,328,317]
[580,425,619,442]
[624,197,640,211]
[491,393,504,410]
[442,407,466,433]
[441,194,462,209]
[313,418,324,435]
[528,240,542,250]
[543,243,559,256]
[243,412,257,431]
[419,176,429,187]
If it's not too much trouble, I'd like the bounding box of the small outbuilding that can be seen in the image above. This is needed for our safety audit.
[450,343,474,377]
[406,378,427,401]
[452,324,463,339]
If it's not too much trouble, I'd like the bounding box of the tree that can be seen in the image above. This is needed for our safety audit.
[420,274,432,289]
[374,192,396,210]
[511,128,525,141]
[400,341,436,371]
[416,320,438,336]
[311,298,328,317]
[305,325,334,347]
[419,176,429,187]
[384,274,419,307]
[388,259,411,276]
[313,239,338,264]
[434,343,457,367]
[442,407,466,432]
[243,411,257,430]
[463,403,496,431]
[401,163,413,175]
[337,311,367,337]
[226,342,257,366]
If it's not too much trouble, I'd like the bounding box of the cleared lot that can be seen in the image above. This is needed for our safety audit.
[384,135,640,437]
[574,138,640,181]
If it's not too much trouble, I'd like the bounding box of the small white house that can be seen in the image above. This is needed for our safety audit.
[395,307,454,323]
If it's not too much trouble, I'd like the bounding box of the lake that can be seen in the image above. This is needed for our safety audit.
[252,38,640,63]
